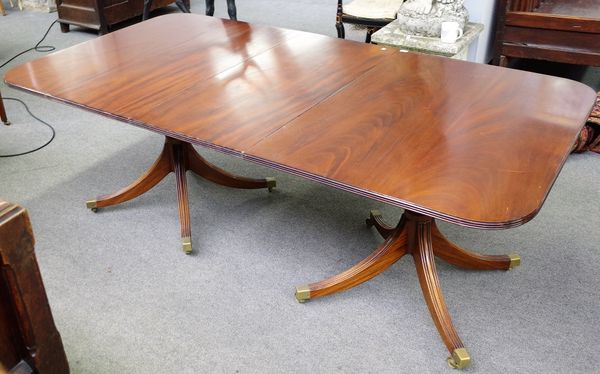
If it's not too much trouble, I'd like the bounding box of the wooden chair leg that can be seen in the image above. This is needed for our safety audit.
[431,222,520,270]
[175,0,190,13]
[226,0,236,20]
[142,0,153,20]
[365,28,374,43]
[336,21,345,39]
[205,0,215,16]
[0,1,6,16]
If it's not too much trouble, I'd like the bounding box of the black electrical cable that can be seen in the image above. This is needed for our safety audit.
[0,20,58,69]
[1,20,59,157]
[0,98,56,158]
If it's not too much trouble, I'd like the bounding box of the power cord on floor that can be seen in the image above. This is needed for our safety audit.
[0,20,58,69]
[0,98,56,158]
[1,20,58,157]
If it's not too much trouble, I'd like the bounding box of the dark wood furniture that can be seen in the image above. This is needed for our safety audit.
[5,15,596,369]
[142,0,189,21]
[206,0,237,20]
[0,200,69,374]
[56,0,189,34]
[0,90,8,126]
[336,0,400,43]
[493,0,600,66]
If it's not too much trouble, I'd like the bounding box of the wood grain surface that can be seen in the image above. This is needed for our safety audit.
[247,54,596,228]
[5,14,596,229]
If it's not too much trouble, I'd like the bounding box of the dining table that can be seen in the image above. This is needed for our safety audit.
[4,14,596,369]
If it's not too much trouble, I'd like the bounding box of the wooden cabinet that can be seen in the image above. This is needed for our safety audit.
[56,0,189,34]
[493,0,600,67]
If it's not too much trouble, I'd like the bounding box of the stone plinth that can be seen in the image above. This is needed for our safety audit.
[371,21,484,60]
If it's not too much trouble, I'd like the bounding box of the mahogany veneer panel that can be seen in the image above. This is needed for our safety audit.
[246,53,595,228]
[5,14,596,229]
[6,15,392,154]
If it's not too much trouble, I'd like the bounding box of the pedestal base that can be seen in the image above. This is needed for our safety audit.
[86,137,275,254]
[295,210,520,369]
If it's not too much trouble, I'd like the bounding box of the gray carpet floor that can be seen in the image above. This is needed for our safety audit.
[1,2,599,373]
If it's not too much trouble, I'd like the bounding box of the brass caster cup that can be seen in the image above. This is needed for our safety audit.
[508,254,521,269]
[182,237,192,255]
[295,285,311,303]
[447,348,471,369]
[266,177,276,192]
[86,200,98,212]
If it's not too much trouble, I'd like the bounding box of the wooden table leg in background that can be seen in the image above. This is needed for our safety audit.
[0,91,9,126]
[295,210,521,369]
[85,137,275,254]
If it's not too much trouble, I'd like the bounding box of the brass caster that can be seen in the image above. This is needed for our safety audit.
[508,254,521,269]
[365,209,382,227]
[86,200,98,212]
[447,348,471,369]
[295,285,311,303]
[3,121,11,126]
[266,177,276,192]
[182,237,192,255]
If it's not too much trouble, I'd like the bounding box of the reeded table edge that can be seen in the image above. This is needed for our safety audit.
[243,154,541,230]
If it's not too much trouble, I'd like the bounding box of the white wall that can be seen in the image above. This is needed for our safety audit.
[464,0,497,63]
[21,0,56,12]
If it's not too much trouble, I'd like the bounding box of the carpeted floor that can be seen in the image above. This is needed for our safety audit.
[1,2,599,373]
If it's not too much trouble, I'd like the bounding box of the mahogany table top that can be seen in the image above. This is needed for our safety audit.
[5,14,596,229]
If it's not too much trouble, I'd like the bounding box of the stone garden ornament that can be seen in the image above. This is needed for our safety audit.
[396,0,469,38]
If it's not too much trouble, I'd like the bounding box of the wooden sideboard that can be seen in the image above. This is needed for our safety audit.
[56,0,190,34]
[493,0,600,66]
[0,201,69,374]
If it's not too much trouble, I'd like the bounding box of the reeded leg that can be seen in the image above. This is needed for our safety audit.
[86,142,172,211]
[172,144,193,254]
[295,210,521,367]
[186,143,275,191]
[226,0,236,20]
[87,136,274,254]
[366,209,396,239]
[295,218,407,302]
[409,213,470,369]
[205,0,215,16]
[432,222,520,270]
